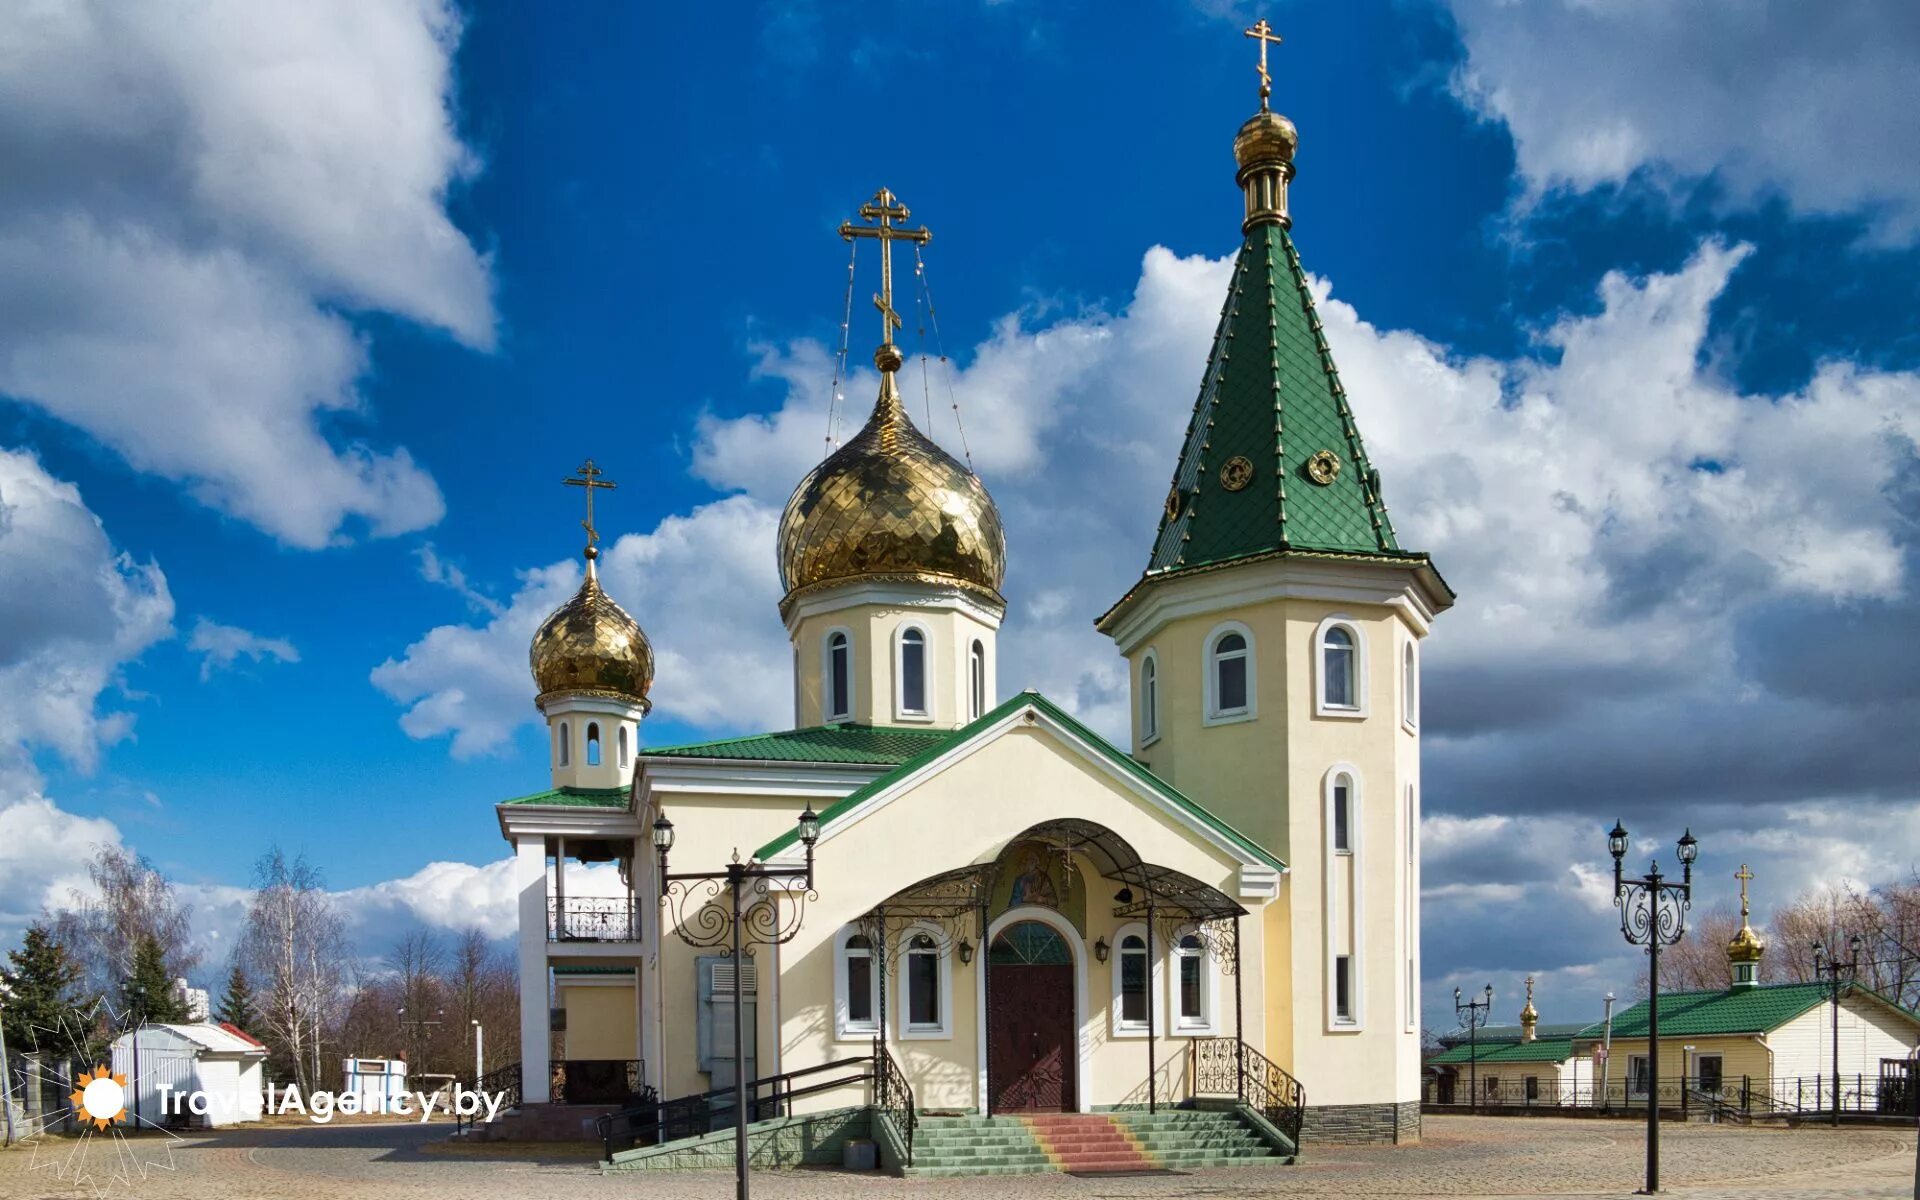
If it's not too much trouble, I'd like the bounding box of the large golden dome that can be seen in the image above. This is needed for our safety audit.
[529,550,654,709]
[1727,919,1765,965]
[778,371,1006,608]
[1234,109,1297,171]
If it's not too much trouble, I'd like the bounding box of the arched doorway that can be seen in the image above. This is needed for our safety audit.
[987,919,1077,1112]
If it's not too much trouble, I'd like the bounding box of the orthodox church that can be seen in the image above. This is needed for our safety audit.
[493,32,1451,1153]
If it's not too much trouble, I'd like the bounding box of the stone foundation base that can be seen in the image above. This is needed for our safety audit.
[1301,1100,1421,1145]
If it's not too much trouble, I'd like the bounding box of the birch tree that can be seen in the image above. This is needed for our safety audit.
[237,848,348,1090]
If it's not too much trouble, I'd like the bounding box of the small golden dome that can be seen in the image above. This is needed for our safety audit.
[1234,109,1298,171]
[529,551,654,709]
[1728,920,1766,964]
[778,378,1006,608]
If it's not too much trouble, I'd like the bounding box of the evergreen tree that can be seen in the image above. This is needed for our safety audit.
[215,963,256,1029]
[120,933,188,1025]
[1,923,84,1052]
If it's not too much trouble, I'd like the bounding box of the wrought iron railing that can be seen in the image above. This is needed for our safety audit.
[1421,1072,1919,1118]
[554,1059,648,1105]
[873,1037,917,1167]
[455,1060,522,1134]
[548,896,640,941]
[1192,1037,1305,1146]
[596,1054,878,1162]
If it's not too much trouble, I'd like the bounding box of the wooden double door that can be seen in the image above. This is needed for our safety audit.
[987,921,1077,1113]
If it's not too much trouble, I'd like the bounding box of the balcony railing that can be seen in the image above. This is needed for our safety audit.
[548,896,640,942]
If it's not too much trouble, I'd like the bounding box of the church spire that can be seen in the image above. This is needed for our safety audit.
[1727,864,1766,988]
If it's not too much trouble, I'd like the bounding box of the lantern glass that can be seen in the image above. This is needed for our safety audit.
[1676,829,1698,865]
[652,815,675,854]
[1608,821,1629,861]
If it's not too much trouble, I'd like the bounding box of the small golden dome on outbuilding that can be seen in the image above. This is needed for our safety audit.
[529,549,654,710]
[1234,109,1298,171]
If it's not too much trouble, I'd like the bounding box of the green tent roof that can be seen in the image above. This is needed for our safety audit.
[752,691,1285,874]
[640,723,953,765]
[499,785,628,809]
[1576,983,1832,1039]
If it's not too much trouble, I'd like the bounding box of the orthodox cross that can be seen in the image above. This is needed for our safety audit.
[1244,19,1283,111]
[1735,863,1754,917]
[563,458,617,548]
[838,188,931,354]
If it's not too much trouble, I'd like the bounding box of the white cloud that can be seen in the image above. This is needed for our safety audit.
[0,0,491,546]
[1444,0,1920,239]
[188,618,299,681]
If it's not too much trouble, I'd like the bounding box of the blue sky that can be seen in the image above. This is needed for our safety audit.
[2,0,1917,1030]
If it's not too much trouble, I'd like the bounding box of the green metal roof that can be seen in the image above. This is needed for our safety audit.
[640,723,954,765]
[498,785,629,809]
[1440,1022,1587,1049]
[1430,1037,1577,1066]
[1147,223,1405,571]
[752,691,1285,874]
[1578,983,1831,1040]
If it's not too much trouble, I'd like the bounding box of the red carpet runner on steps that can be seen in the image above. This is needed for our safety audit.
[1020,1114,1159,1173]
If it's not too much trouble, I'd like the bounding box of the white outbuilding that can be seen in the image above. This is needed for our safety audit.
[109,1023,269,1129]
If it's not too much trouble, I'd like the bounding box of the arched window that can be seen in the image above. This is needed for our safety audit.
[898,626,928,717]
[559,722,571,768]
[1204,624,1255,723]
[1139,652,1160,744]
[1402,642,1419,731]
[1332,777,1353,853]
[617,725,630,768]
[825,631,851,722]
[969,640,986,721]
[1113,928,1150,1034]
[1315,617,1366,717]
[1172,932,1212,1031]
[585,722,602,767]
[899,930,949,1038]
[834,927,879,1039]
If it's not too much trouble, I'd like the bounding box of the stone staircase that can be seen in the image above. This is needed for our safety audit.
[904,1109,1287,1176]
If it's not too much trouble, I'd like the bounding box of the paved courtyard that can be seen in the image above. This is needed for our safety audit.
[0,1115,1913,1200]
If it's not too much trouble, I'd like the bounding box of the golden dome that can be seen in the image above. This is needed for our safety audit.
[1728,920,1766,964]
[529,551,654,710]
[778,372,1006,608]
[1234,109,1297,171]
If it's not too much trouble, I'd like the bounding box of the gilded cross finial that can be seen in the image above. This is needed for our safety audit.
[1244,19,1283,112]
[839,188,932,369]
[1735,863,1754,918]
[563,458,618,555]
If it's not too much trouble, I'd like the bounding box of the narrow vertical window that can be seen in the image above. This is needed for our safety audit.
[1119,934,1148,1027]
[826,632,851,722]
[1403,642,1418,729]
[906,934,940,1029]
[1175,933,1205,1026]
[1140,654,1159,742]
[1406,783,1417,1030]
[585,722,602,766]
[617,725,630,768]
[1334,955,1353,1021]
[1333,781,1352,852]
[843,932,875,1030]
[559,722,571,767]
[899,627,927,715]
[969,640,986,721]
[1213,632,1248,714]
[1323,626,1356,709]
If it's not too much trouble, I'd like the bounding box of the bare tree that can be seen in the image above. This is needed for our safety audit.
[237,848,348,1090]
[51,845,200,1004]
[1769,881,1920,1008]
[389,930,446,1070]
[448,928,518,1077]
[1634,906,1742,994]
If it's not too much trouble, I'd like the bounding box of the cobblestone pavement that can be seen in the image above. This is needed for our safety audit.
[0,1116,1912,1200]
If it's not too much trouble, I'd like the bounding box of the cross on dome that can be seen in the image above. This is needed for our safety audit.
[1244,19,1283,112]
[838,188,931,368]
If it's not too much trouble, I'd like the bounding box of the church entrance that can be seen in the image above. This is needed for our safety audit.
[987,920,1077,1113]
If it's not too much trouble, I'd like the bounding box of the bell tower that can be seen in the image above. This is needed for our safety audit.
[1095,22,1453,1144]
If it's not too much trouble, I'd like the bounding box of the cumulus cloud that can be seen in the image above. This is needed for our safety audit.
[0,1,492,546]
[1444,0,1920,239]
[188,618,299,681]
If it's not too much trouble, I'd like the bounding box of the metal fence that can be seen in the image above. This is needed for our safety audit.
[1424,1073,1919,1118]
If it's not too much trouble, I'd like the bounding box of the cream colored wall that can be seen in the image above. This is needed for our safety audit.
[561,982,639,1060]
[1596,1033,1774,1090]
[755,721,1268,1114]
[1124,593,1423,1108]
[1767,995,1920,1081]
[788,601,999,730]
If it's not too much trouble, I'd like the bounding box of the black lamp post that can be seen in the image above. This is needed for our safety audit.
[654,804,819,1200]
[1453,984,1493,1112]
[1811,933,1863,1128]
[1609,821,1697,1196]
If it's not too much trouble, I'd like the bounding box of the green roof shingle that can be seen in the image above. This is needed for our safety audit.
[1576,983,1832,1040]
[640,724,954,765]
[499,786,628,809]
[1430,1036,1577,1066]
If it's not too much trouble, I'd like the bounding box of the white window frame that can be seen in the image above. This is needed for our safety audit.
[585,721,602,766]
[1110,923,1154,1037]
[893,622,933,722]
[822,628,854,724]
[1138,649,1161,748]
[1401,639,1419,733]
[1314,615,1367,719]
[1332,778,1354,854]
[1628,1054,1651,1100]
[558,721,571,768]
[617,724,630,768]
[1202,621,1257,726]
[895,924,952,1040]
[1333,954,1354,1023]
[1168,927,1217,1035]
[833,925,881,1040]
[1324,763,1364,1031]
[968,639,987,721]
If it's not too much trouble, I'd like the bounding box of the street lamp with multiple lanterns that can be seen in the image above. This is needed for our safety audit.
[1452,983,1494,1112]
[1811,933,1864,1128]
[1608,820,1697,1197]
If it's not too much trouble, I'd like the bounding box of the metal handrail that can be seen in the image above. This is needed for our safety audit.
[547,896,640,942]
[1192,1037,1304,1146]
[596,1054,877,1161]
[456,1061,522,1134]
[873,1037,917,1167]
